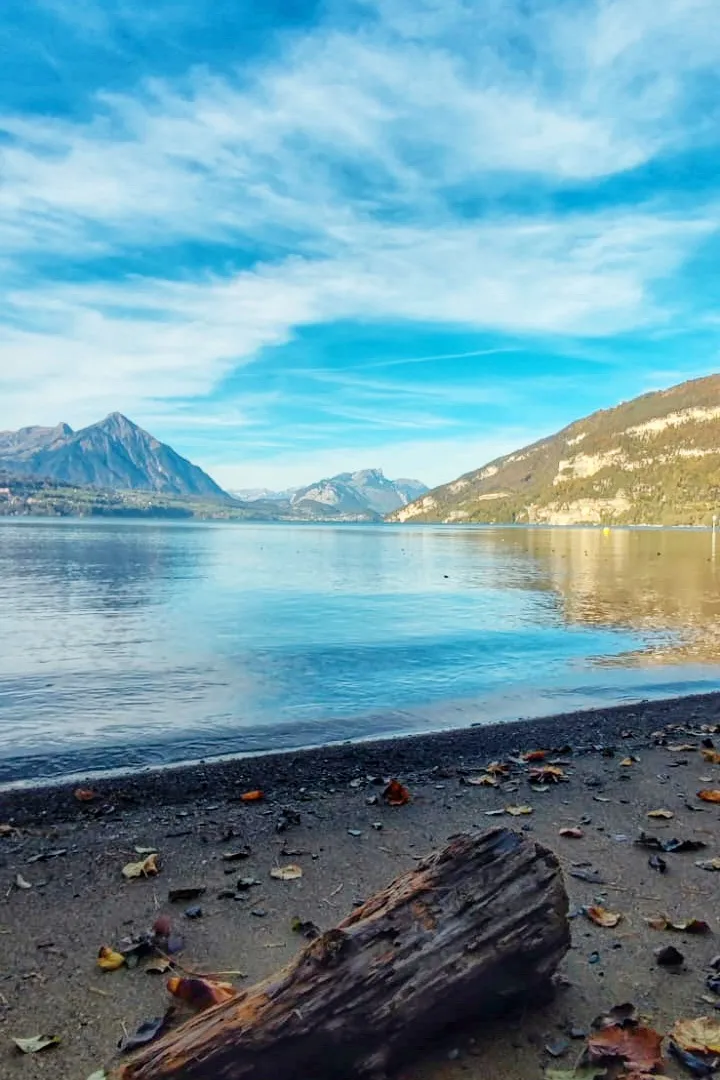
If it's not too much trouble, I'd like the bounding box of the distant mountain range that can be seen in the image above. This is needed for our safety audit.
[0,413,427,522]
[233,470,427,518]
[390,374,720,527]
[0,413,227,499]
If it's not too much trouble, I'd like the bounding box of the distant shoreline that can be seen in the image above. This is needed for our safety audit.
[3,689,719,824]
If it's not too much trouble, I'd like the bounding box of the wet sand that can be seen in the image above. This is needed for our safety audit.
[2,691,720,1079]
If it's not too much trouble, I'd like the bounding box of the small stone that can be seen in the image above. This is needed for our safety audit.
[655,944,684,967]
[348,829,363,838]
[588,951,601,965]
[447,1048,461,1061]
[371,822,383,831]
[545,1038,569,1058]
[365,795,379,806]
[569,1026,588,1039]
[184,905,203,919]
[250,908,267,918]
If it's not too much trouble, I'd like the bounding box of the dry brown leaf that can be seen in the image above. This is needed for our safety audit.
[167,976,236,1010]
[465,775,498,787]
[0,823,15,837]
[588,1025,664,1073]
[559,827,584,838]
[486,762,510,776]
[701,749,720,764]
[383,779,411,806]
[667,743,697,752]
[97,946,125,972]
[270,864,303,881]
[586,905,622,928]
[505,805,533,816]
[671,1017,720,1054]
[523,750,548,762]
[646,914,710,933]
[697,790,720,803]
[122,853,159,880]
[240,790,264,802]
[74,787,97,802]
[528,765,564,783]
[646,809,674,819]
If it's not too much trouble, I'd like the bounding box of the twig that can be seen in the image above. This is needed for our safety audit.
[88,986,111,998]
[322,882,344,905]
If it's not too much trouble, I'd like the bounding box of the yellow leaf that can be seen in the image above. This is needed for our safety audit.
[586,905,622,928]
[97,946,125,972]
[672,1017,720,1055]
[465,775,497,787]
[122,853,159,880]
[505,805,533,816]
[270,864,303,880]
[647,809,674,819]
[619,757,635,767]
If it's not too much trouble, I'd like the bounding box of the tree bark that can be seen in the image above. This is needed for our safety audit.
[115,827,570,1080]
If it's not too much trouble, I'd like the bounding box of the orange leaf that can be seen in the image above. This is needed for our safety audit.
[646,914,710,933]
[588,1025,664,1073]
[167,976,236,1010]
[701,749,720,764]
[523,750,548,762]
[697,789,720,803]
[586,905,622,928]
[74,788,97,802]
[383,780,411,806]
[240,790,264,803]
[528,765,564,783]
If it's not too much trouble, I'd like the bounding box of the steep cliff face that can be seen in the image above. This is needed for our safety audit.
[0,413,227,498]
[389,375,720,526]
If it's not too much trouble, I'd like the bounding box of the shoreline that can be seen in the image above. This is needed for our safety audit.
[4,689,720,825]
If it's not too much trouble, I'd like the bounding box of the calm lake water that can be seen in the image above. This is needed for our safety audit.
[1,519,720,784]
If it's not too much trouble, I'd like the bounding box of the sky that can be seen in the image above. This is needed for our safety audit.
[1,0,720,490]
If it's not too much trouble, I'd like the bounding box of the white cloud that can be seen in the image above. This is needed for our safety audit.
[0,0,719,461]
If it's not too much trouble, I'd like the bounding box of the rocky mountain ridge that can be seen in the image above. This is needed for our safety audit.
[232,469,427,519]
[389,374,720,527]
[0,413,227,499]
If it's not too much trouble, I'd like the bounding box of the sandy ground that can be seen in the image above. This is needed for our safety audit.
[2,693,720,1079]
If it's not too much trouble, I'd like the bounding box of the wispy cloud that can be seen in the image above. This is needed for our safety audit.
[0,0,719,484]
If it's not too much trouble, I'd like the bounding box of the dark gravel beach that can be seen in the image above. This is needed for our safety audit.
[3,691,720,1079]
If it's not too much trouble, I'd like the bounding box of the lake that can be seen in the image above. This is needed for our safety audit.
[1,519,720,784]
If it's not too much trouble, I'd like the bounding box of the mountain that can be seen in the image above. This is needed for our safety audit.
[290,468,428,518]
[389,374,720,527]
[231,469,428,519]
[0,413,228,499]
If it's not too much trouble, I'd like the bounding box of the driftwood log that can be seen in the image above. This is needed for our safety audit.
[115,827,569,1080]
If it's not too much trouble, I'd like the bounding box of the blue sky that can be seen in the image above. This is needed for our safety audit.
[1,0,720,489]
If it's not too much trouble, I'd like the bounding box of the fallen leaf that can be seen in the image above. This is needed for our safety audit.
[485,762,509,776]
[74,788,97,802]
[464,775,498,787]
[619,757,636,767]
[646,915,710,934]
[696,857,720,873]
[270,864,303,881]
[0,823,14,836]
[168,886,205,902]
[14,873,32,890]
[122,853,159,880]
[698,790,720,803]
[119,1009,176,1053]
[505,805,533,816]
[383,779,411,806]
[672,1017,720,1055]
[12,1035,61,1054]
[592,1003,638,1030]
[702,749,720,764]
[523,750,548,762]
[145,957,172,974]
[291,917,321,940]
[484,809,506,816]
[588,1025,664,1073]
[134,846,158,855]
[586,905,622,928]
[221,848,251,862]
[529,765,565,783]
[647,809,674,819]
[559,828,584,839]
[167,976,236,1010]
[668,743,697,752]
[97,946,126,972]
[240,790,264,802]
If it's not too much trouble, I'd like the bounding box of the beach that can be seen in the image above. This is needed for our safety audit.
[3,691,720,1079]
